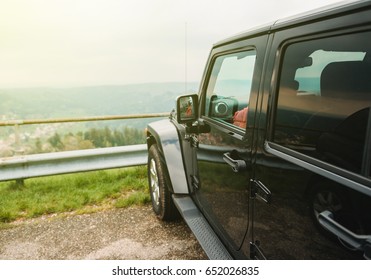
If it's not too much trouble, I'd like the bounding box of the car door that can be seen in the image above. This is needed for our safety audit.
[252,27,371,259]
[192,37,267,256]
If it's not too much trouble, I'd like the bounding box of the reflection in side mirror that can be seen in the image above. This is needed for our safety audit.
[176,94,198,124]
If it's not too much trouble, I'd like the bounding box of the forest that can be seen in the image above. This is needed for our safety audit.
[44,126,146,153]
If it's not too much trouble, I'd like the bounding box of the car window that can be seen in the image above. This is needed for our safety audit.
[203,50,256,129]
[274,31,371,177]
[295,50,365,95]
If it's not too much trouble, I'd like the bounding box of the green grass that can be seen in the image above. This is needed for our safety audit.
[0,166,150,224]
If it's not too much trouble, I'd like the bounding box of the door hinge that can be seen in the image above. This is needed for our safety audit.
[251,179,271,204]
[250,241,266,260]
[191,175,199,190]
[190,134,199,148]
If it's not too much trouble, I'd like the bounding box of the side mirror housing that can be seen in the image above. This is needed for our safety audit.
[176,94,198,124]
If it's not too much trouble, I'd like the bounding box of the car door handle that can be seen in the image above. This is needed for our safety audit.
[318,210,371,259]
[223,151,247,173]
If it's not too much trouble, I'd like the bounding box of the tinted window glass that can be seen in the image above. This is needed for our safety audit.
[274,31,371,177]
[204,50,256,129]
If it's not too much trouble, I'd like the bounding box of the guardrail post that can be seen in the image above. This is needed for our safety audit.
[14,124,25,186]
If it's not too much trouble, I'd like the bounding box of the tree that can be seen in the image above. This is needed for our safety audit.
[48,133,64,151]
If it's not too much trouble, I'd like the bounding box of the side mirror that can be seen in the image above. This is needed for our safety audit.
[176,94,198,124]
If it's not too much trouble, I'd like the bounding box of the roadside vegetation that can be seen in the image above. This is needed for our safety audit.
[0,125,147,157]
[0,166,150,226]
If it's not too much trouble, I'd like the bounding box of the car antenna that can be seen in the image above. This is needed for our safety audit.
[185,21,188,95]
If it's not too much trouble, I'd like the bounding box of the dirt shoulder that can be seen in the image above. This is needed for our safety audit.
[0,205,207,260]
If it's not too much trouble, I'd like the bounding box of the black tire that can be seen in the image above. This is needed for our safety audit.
[147,144,179,221]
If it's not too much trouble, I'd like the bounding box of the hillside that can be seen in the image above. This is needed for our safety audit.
[0,82,199,156]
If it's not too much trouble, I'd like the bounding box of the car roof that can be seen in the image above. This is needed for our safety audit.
[214,0,371,47]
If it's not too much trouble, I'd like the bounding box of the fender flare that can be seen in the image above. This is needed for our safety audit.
[146,119,189,194]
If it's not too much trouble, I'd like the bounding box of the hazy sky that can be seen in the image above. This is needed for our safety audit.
[0,0,342,88]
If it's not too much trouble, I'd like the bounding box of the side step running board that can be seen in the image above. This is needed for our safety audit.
[172,195,233,260]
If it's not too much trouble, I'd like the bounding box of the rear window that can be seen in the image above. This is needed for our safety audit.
[295,50,365,94]
[273,31,371,177]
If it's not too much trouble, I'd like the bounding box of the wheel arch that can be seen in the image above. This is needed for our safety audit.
[146,119,190,194]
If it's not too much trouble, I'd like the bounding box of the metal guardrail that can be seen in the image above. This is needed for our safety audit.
[0,144,148,182]
[0,112,170,182]
[0,112,169,126]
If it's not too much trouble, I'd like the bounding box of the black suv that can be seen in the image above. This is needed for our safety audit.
[146,0,371,259]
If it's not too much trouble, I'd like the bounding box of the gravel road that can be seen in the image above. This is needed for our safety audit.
[0,205,207,260]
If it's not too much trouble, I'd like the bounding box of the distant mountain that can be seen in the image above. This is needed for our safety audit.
[0,82,199,121]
